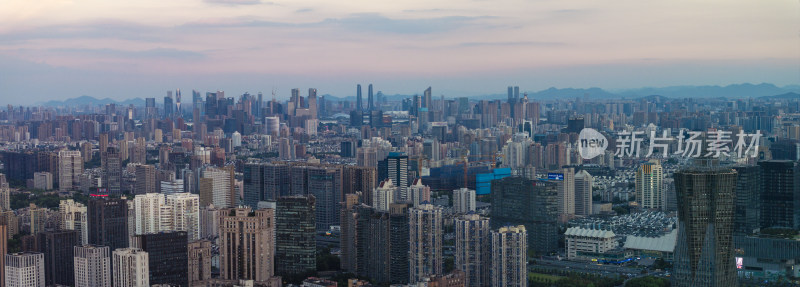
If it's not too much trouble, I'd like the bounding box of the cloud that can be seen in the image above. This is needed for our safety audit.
[180,13,492,34]
[459,41,565,47]
[295,8,313,13]
[50,48,205,60]
[203,0,267,5]
[0,20,162,43]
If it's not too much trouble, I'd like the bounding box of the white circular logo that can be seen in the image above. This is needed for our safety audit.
[578,128,608,160]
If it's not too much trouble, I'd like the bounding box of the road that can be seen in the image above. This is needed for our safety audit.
[530,258,644,277]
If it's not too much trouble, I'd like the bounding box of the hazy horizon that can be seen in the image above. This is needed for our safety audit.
[2,0,798,105]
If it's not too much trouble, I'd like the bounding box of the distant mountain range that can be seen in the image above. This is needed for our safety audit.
[42,95,145,107]
[41,83,800,107]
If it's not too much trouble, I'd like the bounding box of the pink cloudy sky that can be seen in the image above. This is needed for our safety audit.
[0,0,797,104]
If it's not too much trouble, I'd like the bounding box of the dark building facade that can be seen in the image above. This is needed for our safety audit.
[38,230,79,286]
[733,165,761,235]
[672,166,738,287]
[88,197,129,252]
[758,160,800,229]
[275,195,316,277]
[346,204,410,285]
[132,231,189,286]
[490,176,559,255]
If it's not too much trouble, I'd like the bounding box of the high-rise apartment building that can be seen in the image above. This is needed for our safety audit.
[557,167,575,221]
[373,179,395,212]
[219,207,274,282]
[409,204,443,283]
[199,166,235,208]
[166,193,200,241]
[408,179,431,208]
[87,198,129,252]
[342,165,377,204]
[133,193,166,235]
[672,165,737,287]
[454,214,490,287]
[60,200,88,245]
[491,177,559,255]
[636,160,664,209]
[452,188,476,214]
[0,174,10,211]
[275,195,316,277]
[73,245,111,287]
[0,225,6,287]
[491,225,527,287]
[574,169,593,216]
[112,248,149,287]
[58,150,83,191]
[131,231,188,286]
[4,252,44,287]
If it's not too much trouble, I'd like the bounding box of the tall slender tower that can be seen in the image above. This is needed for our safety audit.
[368,84,374,111]
[672,163,737,287]
[356,84,363,111]
[275,195,316,277]
[409,204,443,283]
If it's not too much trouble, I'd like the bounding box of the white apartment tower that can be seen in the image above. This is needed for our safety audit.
[373,179,395,212]
[5,252,44,287]
[574,170,593,216]
[60,199,89,245]
[112,248,149,287]
[73,245,111,287]
[452,188,476,214]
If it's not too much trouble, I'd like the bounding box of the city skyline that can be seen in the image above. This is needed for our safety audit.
[1,0,797,105]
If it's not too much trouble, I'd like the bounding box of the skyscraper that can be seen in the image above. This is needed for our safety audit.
[636,160,664,210]
[219,207,274,282]
[491,225,527,287]
[199,166,235,208]
[557,167,575,222]
[0,225,6,287]
[308,166,342,232]
[101,147,122,195]
[373,179,395,212]
[423,87,432,109]
[164,91,173,119]
[87,197,129,252]
[275,195,316,277]
[112,248,149,287]
[357,84,363,111]
[73,245,111,287]
[4,252,44,287]
[454,214,491,287]
[672,164,737,287]
[491,177,559,255]
[379,152,409,202]
[58,150,83,191]
[133,193,166,235]
[758,160,800,229]
[368,84,374,111]
[574,169,593,216]
[733,165,761,235]
[188,240,212,285]
[131,231,188,286]
[37,230,78,286]
[409,204,443,283]
[134,165,156,195]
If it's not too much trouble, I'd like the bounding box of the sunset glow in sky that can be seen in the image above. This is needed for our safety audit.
[1,0,798,104]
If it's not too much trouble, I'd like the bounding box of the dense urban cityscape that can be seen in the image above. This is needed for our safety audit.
[0,84,798,287]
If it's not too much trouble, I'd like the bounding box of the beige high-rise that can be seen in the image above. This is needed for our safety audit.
[188,240,212,285]
[219,207,274,282]
[58,150,83,191]
[574,170,593,216]
[636,160,663,209]
[74,245,111,287]
[112,248,149,287]
[409,204,443,283]
[491,225,527,287]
